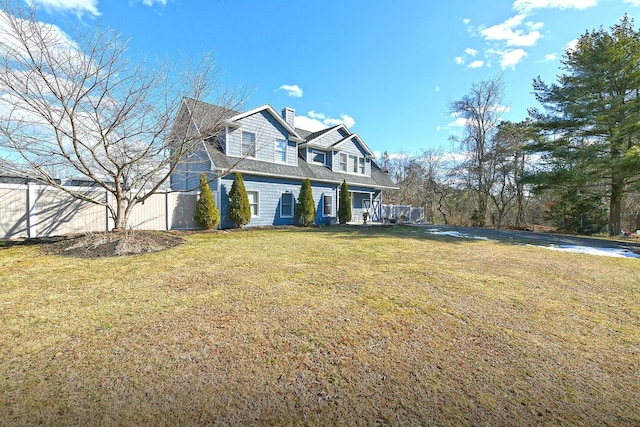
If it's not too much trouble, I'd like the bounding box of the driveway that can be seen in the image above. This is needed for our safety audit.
[420,224,640,254]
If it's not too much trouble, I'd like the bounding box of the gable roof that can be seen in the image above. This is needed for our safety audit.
[228,104,305,143]
[182,97,240,137]
[330,133,374,158]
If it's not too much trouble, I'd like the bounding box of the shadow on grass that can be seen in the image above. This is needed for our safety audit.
[0,235,72,250]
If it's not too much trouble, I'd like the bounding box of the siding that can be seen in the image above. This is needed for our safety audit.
[170,142,212,191]
[310,127,350,149]
[226,111,297,165]
[218,174,338,228]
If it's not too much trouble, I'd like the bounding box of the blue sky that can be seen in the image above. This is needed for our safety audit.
[24,0,640,157]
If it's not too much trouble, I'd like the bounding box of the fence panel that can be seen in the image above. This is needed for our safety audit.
[129,192,168,230]
[0,182,200,239]
[0,186,28,239]
[33,187,107,237]
[170,193,198,230]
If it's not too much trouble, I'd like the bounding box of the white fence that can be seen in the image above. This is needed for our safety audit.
[0,183,198,239]
[381,204,424,224]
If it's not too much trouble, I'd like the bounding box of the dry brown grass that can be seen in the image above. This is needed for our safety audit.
[1,225,639,425]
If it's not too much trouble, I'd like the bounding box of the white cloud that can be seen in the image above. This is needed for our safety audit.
[540,53,557,62]
[325,114,355,128]
[140,0,167,5]
[465,48,478,56]
[29,0,100,16]
[497,48,528,68]
[481,14,542,47]
[455,56,464,65]
[468,60,485,68]
[276,84,303,98]
[463,18,471,25]
[513,0,597,12]
[435,86,440,92]
[565,38,579,53]
[624,0,640,5]
[295,111,355,131]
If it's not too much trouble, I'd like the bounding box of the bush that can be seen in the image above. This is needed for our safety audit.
[296,178,316,226]
[194,173,220,229]
[228,173,251,227]
[338,180,352,225]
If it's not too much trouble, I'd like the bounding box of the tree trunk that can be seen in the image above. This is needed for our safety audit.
[609,176,624,236]
[112,196,128,232]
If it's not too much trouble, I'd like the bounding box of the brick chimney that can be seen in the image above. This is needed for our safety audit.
[281,107,295,128]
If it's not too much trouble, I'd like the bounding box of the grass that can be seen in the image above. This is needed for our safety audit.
[1,225,639,425]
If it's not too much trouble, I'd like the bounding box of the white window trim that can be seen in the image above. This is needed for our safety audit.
[275,137,287,163]
[339,153,347,172]
[247,190,260,218]
[322,194,333,217]
[310,148,327,165]
[241,130,256,158]
[280,192,294,218]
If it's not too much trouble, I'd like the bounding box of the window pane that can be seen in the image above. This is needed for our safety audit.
[247,191,258,216]
[242,132,256,157]
[312,150,325,164]
[359,157,365,174]
[323,195,332,216]
[350,155,358,173]
[281,193,293,217]
[276,138,287,162]
[340,153,347,172]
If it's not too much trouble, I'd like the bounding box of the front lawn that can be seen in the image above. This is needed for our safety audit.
[1,226,639,425]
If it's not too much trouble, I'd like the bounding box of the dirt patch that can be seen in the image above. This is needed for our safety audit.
[42,230,185,258]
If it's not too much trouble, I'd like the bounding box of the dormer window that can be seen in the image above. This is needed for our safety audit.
[310,149,326,165]
[241,131,256,158]
[339,153,347,172]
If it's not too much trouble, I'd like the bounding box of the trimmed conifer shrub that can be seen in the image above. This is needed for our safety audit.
[295,178,316,226]
[228,173,251,227]
[338,180,352,225]
[194,173,220,229]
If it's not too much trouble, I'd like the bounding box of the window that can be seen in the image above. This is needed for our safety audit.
[322,194,333,217]
[339,153,347,172]
[281,192,294,217]
[359,157,365,174]
[241,131,256,158]
[275,138,287,163]
[311,149,326,165]
[247,191,259,217]
[349,155,358,173]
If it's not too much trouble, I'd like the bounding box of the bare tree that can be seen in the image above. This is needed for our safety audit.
[0,1,244,231]
[449,75,506,226]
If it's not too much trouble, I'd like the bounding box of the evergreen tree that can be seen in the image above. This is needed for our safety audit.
[338,180,352,225]
[529,15,640,235]
[228,173,251,227]
[194,173,220,229]
[295,178,316,226]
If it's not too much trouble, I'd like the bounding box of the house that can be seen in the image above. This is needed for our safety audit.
[170,98,397,228]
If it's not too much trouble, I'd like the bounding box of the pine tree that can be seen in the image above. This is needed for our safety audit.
[194,173,220,229]
[529,15,640,235]
[296,178,316,226]
[228,173,251,227]
[338,180,352,225]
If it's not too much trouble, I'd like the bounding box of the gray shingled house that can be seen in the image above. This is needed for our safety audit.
[170,98,397,228]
